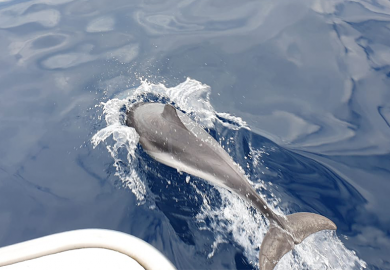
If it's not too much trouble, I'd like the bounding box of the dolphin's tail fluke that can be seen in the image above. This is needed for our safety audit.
[259,212,337,270]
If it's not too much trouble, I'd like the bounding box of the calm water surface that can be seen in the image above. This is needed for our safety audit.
[0,0,389,269]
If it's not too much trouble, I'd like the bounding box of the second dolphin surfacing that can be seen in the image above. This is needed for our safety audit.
[126,102,337,270]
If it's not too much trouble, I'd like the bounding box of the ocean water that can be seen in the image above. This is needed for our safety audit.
[0,0,389,269]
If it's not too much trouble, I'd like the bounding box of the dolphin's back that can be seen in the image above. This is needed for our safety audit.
[128,103,286,222]
[128,103,249,191]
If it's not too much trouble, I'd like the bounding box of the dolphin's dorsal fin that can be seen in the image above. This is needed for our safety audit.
[161,104,188,130]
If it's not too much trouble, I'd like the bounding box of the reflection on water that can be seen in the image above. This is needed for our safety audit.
[0,0,74,29]
[0,0,390,269]
[86,16,115,33]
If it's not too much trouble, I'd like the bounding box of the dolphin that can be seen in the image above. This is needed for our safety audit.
[126,102,337,270]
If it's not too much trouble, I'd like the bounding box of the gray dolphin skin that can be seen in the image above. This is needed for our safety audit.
[126,102,337,270]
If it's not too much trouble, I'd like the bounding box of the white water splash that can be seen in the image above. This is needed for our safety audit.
[216,112,251,130]
[91,98,145,201]
[196,185,366,270]
[195,145,366,269]
[132,78,217,127]
[91,78,366,269]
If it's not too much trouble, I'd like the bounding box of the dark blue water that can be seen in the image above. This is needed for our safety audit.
[1,0,390,269]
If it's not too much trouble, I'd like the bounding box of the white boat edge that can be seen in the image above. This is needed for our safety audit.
[0,229,177,270]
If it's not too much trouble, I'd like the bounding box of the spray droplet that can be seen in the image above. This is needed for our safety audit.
[186,176,190,183]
